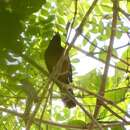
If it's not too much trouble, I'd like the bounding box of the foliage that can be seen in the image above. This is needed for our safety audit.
[0,0,130,130]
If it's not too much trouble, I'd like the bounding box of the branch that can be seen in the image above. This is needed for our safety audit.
[20,53,103,129]
[25,78,52,130]
[72,44,130,73]
[115,43,129,50]
[81,33,130,66]
[89,0,119,129]
[73,85,130,120]
[0,107,130,130]
[94,0,119,116]
[66,0,99,53]
[66,0,78,43]
[101,4,130,22]
[119,7,130,22]
[16,50,129,129]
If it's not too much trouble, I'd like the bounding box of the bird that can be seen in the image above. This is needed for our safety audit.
[44,32,76,108]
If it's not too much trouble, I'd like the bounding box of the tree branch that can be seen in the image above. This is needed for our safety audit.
[89,0,119,129]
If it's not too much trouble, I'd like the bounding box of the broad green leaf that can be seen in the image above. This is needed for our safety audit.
[66,120,86,128]
[98,20,104,33]
[0,11,22,50]
[116,47,130,69]
[99,48,107,61]
[101,4,112,13]
[116,31,122,39]
[99,46,117,61]
[105,87,128,103]
[127,1,130,13]
[111,125,124,130]
[75,69,101,92]
[89,39,97,53]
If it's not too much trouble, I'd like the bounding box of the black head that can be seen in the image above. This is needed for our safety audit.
[50,32,61,46]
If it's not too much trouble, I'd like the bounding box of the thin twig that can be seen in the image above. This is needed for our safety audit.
[73,85,130,119]
[0,107,130,130]
[66,0,99,53]
[81,33,130,66]
[25,79,52,129]
[38,83,53,130]
[21,53,103,129]
[72,44,130,73]
[66,0,78,43]
[115,43,129,50]
[119,7,130,22]
[17,51,129,129]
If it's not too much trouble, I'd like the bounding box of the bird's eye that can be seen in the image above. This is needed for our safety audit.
[68,88,73,94]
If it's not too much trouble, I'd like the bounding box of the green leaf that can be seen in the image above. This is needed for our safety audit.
[98,20,104,33]
[89,39,97,53]
[120,26,129,32]
[101,4,112,13]
[91,25,98,33]
[57,15,66,25]
[56,24,66,33]
[111,125,124,130]
[67,120,86,128]
[105,87,127,103]
[11,0,46,17]
[127,1,130,13]
[71,58,80,63]
[116,47,130,69]
[116,31,122,39]
[76,69,101,92]
[53,107,71,121]
[0,11,22,50]
[94,5,103,14]
[99,47,107,61]
[99,46,117,61]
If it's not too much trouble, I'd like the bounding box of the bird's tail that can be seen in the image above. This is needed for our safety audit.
[60,87,76,108]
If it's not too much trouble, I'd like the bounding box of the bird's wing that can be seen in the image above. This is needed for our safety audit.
[58,55,72,84]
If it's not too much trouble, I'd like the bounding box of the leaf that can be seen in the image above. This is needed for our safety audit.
[57,15,66,25]
[121,47,130,64]
[0,11,22,50]
[120,26,129,32]
[47,15,56,23]
[91,24,98,33]
[116,47,130,69]
[53,107,71,121]
[111,125,124,130]
[67,120,86,128]
[56,24,66,33]
[99,48,107,61]
[94,5,103,14]
[98,20,104,33]
[11,0,46,17]
[71,58,80,63]
[112,48,118,57]
[89,39,97,53]
[105,87,127,103]
[105,25,111,37]
[116,30,122,39]
[127,1,130,13]
[98,30,109,41]
[99,46,117,61]
[76,69,101,92]
[101,4,112,13]
[20,79,38,98]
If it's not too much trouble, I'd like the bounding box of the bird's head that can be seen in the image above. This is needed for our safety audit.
[51,32,61,46]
